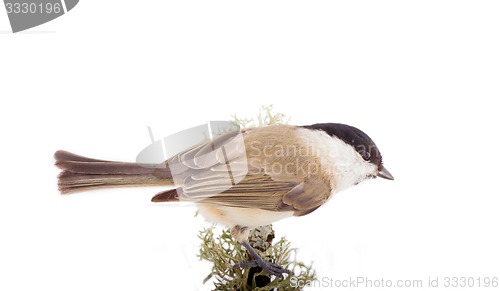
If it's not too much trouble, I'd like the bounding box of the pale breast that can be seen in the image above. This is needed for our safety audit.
[196,203,294,229]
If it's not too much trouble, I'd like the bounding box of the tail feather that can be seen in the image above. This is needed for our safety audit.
[55,150,173,194]
[54,150,108,163]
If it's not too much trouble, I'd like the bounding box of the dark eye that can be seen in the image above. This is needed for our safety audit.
[362,151,371,161]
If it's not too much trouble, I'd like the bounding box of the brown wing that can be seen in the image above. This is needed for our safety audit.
[151,126,333,216]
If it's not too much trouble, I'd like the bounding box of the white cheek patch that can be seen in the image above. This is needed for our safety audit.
[295,128,378,193]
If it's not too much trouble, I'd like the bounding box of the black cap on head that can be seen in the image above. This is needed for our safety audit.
[302,123,384,171]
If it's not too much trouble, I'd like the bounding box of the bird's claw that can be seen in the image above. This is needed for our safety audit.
[233,259,292,278]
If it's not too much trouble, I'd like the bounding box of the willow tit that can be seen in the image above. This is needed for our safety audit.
[55,123,393,276]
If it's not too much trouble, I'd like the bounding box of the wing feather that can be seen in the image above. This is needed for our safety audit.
[153,126,333,216]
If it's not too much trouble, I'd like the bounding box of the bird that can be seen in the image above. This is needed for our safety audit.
[55,123,394,277]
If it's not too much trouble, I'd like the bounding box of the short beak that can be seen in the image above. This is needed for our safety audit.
[378,167,394,180]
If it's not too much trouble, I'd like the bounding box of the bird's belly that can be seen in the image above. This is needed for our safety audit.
[196,203,294,228]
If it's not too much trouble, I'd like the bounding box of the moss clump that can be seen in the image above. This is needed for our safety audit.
[199,225,316,290]
[231,105,290,129]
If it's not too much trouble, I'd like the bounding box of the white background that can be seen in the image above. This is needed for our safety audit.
[1,1,499,290]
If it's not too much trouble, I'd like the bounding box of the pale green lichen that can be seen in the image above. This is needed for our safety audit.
[199,225,316,290]
[231,105,290,129]
[198,106,316,290]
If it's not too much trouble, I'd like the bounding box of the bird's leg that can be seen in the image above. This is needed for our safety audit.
[234,240,292,278]
[231,225,291,278]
